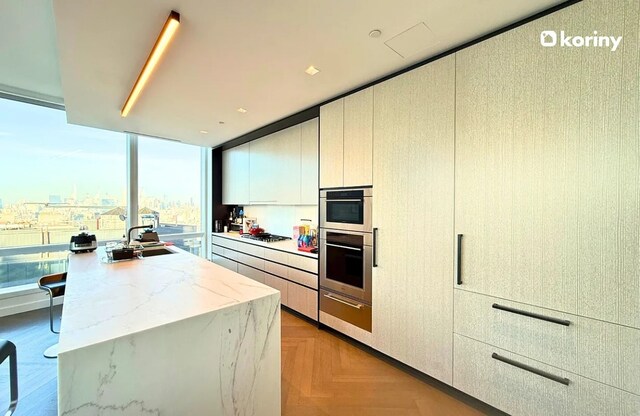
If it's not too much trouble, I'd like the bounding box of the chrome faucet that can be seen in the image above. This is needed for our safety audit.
[126,225,153,247]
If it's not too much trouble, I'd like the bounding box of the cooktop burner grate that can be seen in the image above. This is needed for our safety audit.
[241,233,291,243]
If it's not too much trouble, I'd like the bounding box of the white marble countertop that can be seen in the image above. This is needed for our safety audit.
[58,246,279,354]
[212,232,318,259]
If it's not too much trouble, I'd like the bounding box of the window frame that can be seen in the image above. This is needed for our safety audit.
[0,95,210,292]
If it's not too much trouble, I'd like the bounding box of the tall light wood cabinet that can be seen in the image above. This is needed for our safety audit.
[454,0,640,329]
[300,118,319,204]
[344,88,373,187]
[451,1,640,414]
[371,56,455,384]
[319,99,343,188]
[319,87,373,188]
[222,142,250,205]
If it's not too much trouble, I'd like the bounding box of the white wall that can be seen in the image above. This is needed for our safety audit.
[242,205,318,238]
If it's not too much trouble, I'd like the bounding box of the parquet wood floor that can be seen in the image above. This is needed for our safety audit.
[281,311,491,416]
[0,307,494,415]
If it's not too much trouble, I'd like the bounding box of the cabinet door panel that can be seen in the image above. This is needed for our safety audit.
[222,143,250,205]
[287,282,317,321]
[343,87,373,187]
[212,254,237,273]
[249,125,301,204]
[238,264,265,284]
[454,0,640,327]
[273,126,301,204]
[372,56,455,384]
[453,334,640,416]
[265,274,288,306]
[300,118,319,204]
[319,99,343,188]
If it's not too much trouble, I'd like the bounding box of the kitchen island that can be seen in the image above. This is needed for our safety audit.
[57,246,280,416]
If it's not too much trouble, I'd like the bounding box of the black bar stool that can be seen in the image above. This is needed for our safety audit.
[0,339,18,416]
[37,272,67,359]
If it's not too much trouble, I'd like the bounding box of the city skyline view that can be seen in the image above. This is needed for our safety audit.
[0,98,202,205]
[0,97,204,289]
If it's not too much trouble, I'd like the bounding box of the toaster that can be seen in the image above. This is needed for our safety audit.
[69,232,98,253]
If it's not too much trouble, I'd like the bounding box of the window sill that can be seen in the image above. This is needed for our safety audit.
[0,283,42,300]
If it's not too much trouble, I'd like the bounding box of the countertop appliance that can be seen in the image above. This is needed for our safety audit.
[69,232,97,253]
[241,233,291,243]
[320,188,372,233]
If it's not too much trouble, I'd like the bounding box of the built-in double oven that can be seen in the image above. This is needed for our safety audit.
[319,188,373,332]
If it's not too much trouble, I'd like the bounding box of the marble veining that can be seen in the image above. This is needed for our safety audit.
[58,247,281,416]
[59,247,278,353]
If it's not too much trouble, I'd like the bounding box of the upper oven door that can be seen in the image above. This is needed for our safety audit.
[319,229,372,304]
[320,188,372,232]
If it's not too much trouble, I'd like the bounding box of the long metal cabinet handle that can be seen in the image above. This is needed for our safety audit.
[323,294,363,309]
[492,303,571,326]
[491,353,570,386]
[372,227,378,267]
[325,242,362,251]
[326,199,363,203]
[456,234,463,285]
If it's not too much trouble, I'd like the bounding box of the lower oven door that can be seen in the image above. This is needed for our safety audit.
[319,229,372,303]
[320,289,372,332]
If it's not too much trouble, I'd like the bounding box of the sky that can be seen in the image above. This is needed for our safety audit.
[0,98,201,205]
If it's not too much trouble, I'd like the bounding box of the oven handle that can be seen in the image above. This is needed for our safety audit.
[326,199,363,203]
[323,293,363,309]
[325,242,362,251]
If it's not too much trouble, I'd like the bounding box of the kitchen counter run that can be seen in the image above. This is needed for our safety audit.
[212,231,318,259]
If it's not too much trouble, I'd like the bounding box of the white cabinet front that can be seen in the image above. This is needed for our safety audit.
[222,143,250,205]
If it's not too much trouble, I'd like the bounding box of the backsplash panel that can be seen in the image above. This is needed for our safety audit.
[243,205,318,237]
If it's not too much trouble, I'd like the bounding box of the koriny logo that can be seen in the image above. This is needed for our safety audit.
[540,30,622,51]
[540,31,557,47]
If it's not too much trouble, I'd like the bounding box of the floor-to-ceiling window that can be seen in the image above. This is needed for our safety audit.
[0,98,126,288]
[138,135,202,256]
[0,97,208,289]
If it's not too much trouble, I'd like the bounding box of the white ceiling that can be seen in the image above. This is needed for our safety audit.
[21,0,566,147]
[0,0,63,102]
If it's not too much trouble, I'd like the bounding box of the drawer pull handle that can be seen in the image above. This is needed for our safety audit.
[492,303,571,326]
[323,294,363,309]
[456,234,463,285]
[491,353,570,386]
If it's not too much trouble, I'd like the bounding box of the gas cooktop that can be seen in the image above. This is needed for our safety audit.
[241,233,291,243]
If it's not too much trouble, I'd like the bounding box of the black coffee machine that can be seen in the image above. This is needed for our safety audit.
[228,206,243,232]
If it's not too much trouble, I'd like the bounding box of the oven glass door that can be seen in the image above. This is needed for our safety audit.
[324,232,364,289]
[325,200,364,225]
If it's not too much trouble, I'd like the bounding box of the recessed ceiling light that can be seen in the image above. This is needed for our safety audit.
[200,130,208,134]
[237,108,247,113]
[369,29,382,38]
[305,65,320,76]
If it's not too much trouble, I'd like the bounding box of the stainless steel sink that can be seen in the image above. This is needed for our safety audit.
[139,247,175,257]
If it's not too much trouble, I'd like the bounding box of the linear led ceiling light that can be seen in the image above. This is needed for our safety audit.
[121,10,180,117]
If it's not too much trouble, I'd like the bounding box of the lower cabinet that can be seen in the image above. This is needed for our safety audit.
[238,263,265,284]
[212,254,237,272]
[265,274,288,305]
[454,289,640,395]
[287,283,317,321]
[212,236,318,321]
[453,334,640,416]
